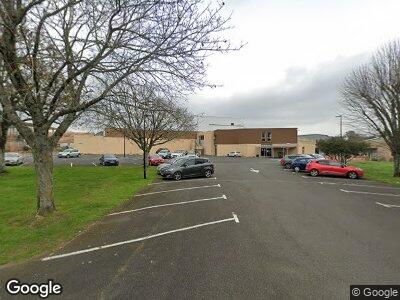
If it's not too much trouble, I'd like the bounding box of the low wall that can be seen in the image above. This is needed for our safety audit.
[72,134,196,155]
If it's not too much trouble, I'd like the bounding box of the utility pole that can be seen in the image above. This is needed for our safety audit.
[336,114,343,138]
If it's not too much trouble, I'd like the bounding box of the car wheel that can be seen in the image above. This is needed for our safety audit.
[285,163,291,169]
[294,166,300,173]
[348,171,358,179]
[173,172,182,181]
[204,169,212,178]
[310,169,319,177]
[66,154,70,158]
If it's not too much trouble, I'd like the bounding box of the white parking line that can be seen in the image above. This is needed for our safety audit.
[149,177,217,185]
[340,189,400,197]
[42,212,240,261]
[376,202,400,208]
[134,184,221,197]
[249,168,259,173]
[344,183,400,190]
[109,195,228,216]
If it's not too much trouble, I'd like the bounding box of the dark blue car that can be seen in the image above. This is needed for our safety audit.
[291,157,316,172]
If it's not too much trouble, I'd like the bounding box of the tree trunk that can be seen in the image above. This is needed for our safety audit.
[143,147,147,179]
[0,120,8,174]
[0,146,5,173]
[393,151,400,177]
[33,145,56,215]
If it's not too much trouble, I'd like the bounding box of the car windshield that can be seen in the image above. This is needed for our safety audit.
[104,154,116,159]
[171,158,185,165]
[5,153,19,157]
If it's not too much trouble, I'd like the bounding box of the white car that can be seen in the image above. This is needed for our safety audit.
[227,151,242,157]
[4,152,23,165]
[58,148,81,158]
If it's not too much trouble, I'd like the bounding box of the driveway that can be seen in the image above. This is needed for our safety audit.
[1,157,399,299]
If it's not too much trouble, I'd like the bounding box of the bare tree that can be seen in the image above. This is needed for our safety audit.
[90,84,197,179]
[342,40,400,177]
[0,0,239,215]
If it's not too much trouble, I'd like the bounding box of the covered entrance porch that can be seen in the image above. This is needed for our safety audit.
[259,143,297,158]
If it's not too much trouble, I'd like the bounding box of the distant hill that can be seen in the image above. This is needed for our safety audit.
[299,134,331,141]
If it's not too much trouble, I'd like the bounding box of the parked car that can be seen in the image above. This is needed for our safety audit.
[157,149,172,159]
[99,154,119,166]
[309,153,325,159]
[4,152,23,166]
[157,156,187,171]
[156,148,170,154]
[291,157,316,172]
[305,160,364,179]
[280,154,311,169]
[171,150,188,158]
[58,148,81,158]
[148,154,165,166]
[158,157,214,181]
[227,151,242,157]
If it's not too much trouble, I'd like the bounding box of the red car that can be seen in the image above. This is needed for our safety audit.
[148,154,165,166]
[305,160,364,179]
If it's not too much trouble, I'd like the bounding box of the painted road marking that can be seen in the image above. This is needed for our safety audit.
[42,213,240,261]
[134,184,221,197]
[250,168,259,173]
[319,182,338,185]
[344,183,400,190]
[340,189,400,197]
[149,177,217,185]
[109,195,228,216]
[376,202,400,208]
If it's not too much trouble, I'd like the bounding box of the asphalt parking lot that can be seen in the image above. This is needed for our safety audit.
[1,157,399,299]
[16,153,144,167]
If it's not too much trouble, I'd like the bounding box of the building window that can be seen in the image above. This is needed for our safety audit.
[261,131,272,142]
[302,146,305,154]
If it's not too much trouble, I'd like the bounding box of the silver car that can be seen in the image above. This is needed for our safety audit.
[58,148,81,158]
[4,152,23,166]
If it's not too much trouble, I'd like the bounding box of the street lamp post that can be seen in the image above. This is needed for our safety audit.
[123,133,126,158]
[336,114,343,138]
[336,114,344,163]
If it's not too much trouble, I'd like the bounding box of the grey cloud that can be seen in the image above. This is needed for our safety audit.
[192,53,368,132]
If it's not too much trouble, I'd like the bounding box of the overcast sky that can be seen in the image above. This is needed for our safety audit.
[189,0,400,135]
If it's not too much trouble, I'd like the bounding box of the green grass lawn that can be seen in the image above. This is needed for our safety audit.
[0,165,156,266]
[353,161,400,185]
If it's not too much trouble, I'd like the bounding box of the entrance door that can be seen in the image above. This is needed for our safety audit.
[261,147,272,157]
[261,148,266,157]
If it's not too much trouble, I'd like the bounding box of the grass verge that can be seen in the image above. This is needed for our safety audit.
[0,165,156,266]
[353,161,400,185]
